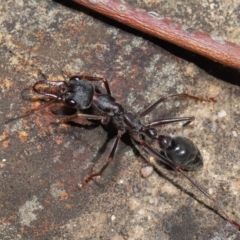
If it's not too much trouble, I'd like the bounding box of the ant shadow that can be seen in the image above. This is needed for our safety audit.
[66,112,224,223]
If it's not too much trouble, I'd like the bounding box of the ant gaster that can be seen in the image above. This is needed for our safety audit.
[32,75,240,230]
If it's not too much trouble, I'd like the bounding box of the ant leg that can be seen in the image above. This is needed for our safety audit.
[139,139,240,230]
[78,131,123,188]
[56,113,108,123]
[171,93,216,102]
[139,96,168,117]
[146,116,195,127]
[79,76,112,96]
[139,93,215,118]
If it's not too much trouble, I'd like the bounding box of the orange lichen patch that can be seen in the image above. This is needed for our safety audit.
[18,131,28,142]
[19,227,28,235]
[44,199,51,206]
[0,132,9,142]
[30,101,42,110]
[60,191,69,201]
[55,137,64,145]
[1,79,14,90]
[57,181,65,188]
[65,204,72,209]
[33,30,46,42]
[2,140,10,148]
[0,162,6,168]
[1,215,17,224]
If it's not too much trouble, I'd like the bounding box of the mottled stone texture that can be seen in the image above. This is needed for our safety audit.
[0,1,240,240]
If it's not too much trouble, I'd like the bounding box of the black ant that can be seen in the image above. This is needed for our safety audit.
[30,74,240,230]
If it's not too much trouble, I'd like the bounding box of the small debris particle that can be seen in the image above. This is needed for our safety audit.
[2,140,10,148]
[141,166,153,178]
[218,110,227,118]
[138,209,145,215]
[111,215,116,221]
[118,179,124,184]
[208,188,213,195]
[232,131,238,137]
[18,131,28,143]
[211,121,217,133]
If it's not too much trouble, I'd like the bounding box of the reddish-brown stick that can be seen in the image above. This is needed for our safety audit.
[73,0,240,69]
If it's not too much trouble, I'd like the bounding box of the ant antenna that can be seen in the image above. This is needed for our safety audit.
[4,98,58,124]
[4,38,68,124]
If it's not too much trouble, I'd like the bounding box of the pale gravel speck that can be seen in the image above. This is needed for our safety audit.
[141,166,154,178]
[10,103,14,110]
[218,110,227,118]
[138,209,145,215]
[211,121,217,133]
[118,179,124,184]
[232,131,238,137]
[124,148,135,158]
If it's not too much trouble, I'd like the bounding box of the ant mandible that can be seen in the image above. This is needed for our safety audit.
[32,74,240,230]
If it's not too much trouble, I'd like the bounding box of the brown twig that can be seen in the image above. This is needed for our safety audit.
[73,0,240,69]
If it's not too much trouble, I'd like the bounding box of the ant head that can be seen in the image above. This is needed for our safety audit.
[33,76,95,110]
[61,76,95,109]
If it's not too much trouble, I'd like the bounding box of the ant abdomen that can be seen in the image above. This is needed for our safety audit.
[158,135,203,171]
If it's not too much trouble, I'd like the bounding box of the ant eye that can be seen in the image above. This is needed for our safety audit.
[65,99,77,107]
[69,76,81,82]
